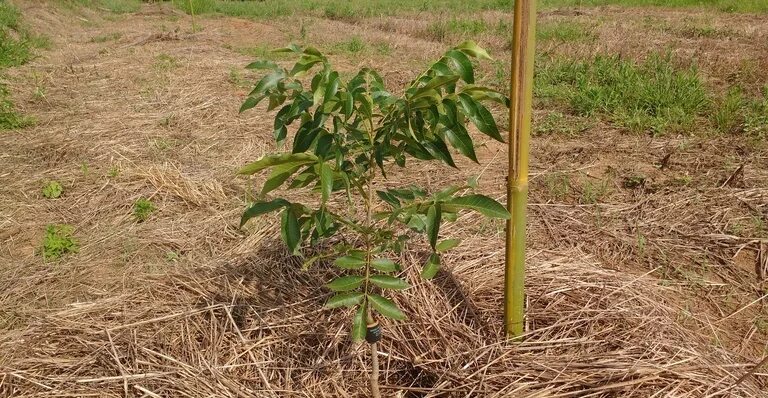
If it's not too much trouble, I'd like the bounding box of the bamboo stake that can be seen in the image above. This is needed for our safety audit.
[505,0,537,337]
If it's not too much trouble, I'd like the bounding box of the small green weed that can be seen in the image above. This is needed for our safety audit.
[133,197,155,222]
[165,251,179,262]
[90,32,122,43]
[335,36,366,54]
[107,165,120,177]
[42,181,64,198]
[534,112,588,136]
[579,178,610,204]
[154,53,179,71]
[426,18,488,41]
[41,224,78,260]
[544,172,570,200]
[537,21,596,42]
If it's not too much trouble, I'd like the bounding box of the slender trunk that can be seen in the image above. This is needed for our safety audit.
[370,341,380,397]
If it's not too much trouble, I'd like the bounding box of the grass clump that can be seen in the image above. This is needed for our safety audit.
[41,224,78,260]
[537,21,597,42]
[90,32,122,43]
[133,197,155,222]
[536,53,708,135]
[335,36,366,54]
[42,181,64,199]
[425,18,489,41]
[58,0,141,14]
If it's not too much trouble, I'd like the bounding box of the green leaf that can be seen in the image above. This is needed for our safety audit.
[249,69,286,97]
[325,292,364,308]
[281,208,301,254]
[442,124,477,163]
[239,153,318,175]
[376,190,400,207]
[426,204,441,250]
[443,50,474,84]
[261,162,303,195]
[371,258,398,273]
[245,60,279,70]
[421,253,440,279]
[334,255,366,269]
[240,198,290,227]
[319,162,333,203]
[327,275,364,292]
[436,239,460,252]
[461,85,510,107]
[351,304,366,341]
[419,75,461,92]
[445,194,510,219]
[370,275,410,290]
[454,41,492,60]
[457,93,503,142]
[239,94,266,113]
[368,294,406,320]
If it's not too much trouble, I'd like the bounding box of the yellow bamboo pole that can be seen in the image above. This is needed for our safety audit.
[505,0,536,338]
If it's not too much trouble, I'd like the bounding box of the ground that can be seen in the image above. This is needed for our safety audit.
[0,0,767,397]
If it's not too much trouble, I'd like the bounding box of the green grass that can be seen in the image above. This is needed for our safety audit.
[57,0,141,14]
[425,18,489,41]
[172,0,768,19]
[90,32,122,43]
[535,53,709,135]
[537,21,597,42]
[41,224,78,260]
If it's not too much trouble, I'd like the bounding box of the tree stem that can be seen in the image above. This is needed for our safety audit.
[370,341,381,398]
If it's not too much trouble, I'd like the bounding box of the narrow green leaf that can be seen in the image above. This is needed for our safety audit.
[443,50,474,84]
[325,292,364,308]
[327,275,364,292]
[249,70,286,96]
[421,253,440,279]
[371,258,398,273]
[442,124,478,163]
[261,162,303,195]
[376,191,400,207]
[334,255,366,269]
[454,40,492,60]
[445,194,510,219]
[370,275,410,290]
[457,93,503,142]
[281,208,301,254]
[426,204,441,250]
[436,239,460,252]
[240,198,290,227]
[368,294,406,320]
[239,153,318,175]
[246,60,279,70]
[239,94,266,113]
[351,304,366,341]
[419,75,461,92]
[320,162,333,203]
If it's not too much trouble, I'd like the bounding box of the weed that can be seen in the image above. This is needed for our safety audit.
[713,87,744,134]
[536,53,708,135]
[544,172,570,200]
[90,32,122,43]
[534,112,588,136]
[107,165,120,177]
[80,162,89,175]
[622,175,646,189]
[579,178,609,204]
[41,224,78,260]
[1,82,34,130]
[672,173,693,186]
[537,21,596,42]
[373,42,392,56]
[154,53,179,71]
[425,18,488,41]
[165,251,179,262]
[335,36,366,54]
[42,181,64,199]
[133,198,155,222]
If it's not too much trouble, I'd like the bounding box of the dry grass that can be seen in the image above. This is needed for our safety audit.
[0,1,767,396]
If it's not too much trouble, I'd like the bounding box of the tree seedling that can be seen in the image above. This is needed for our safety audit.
[238,42,510,396]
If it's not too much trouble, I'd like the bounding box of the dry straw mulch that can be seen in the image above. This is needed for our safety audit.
[1,233,765,397]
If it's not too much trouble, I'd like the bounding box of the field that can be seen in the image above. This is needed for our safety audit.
[1,0,767,396]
